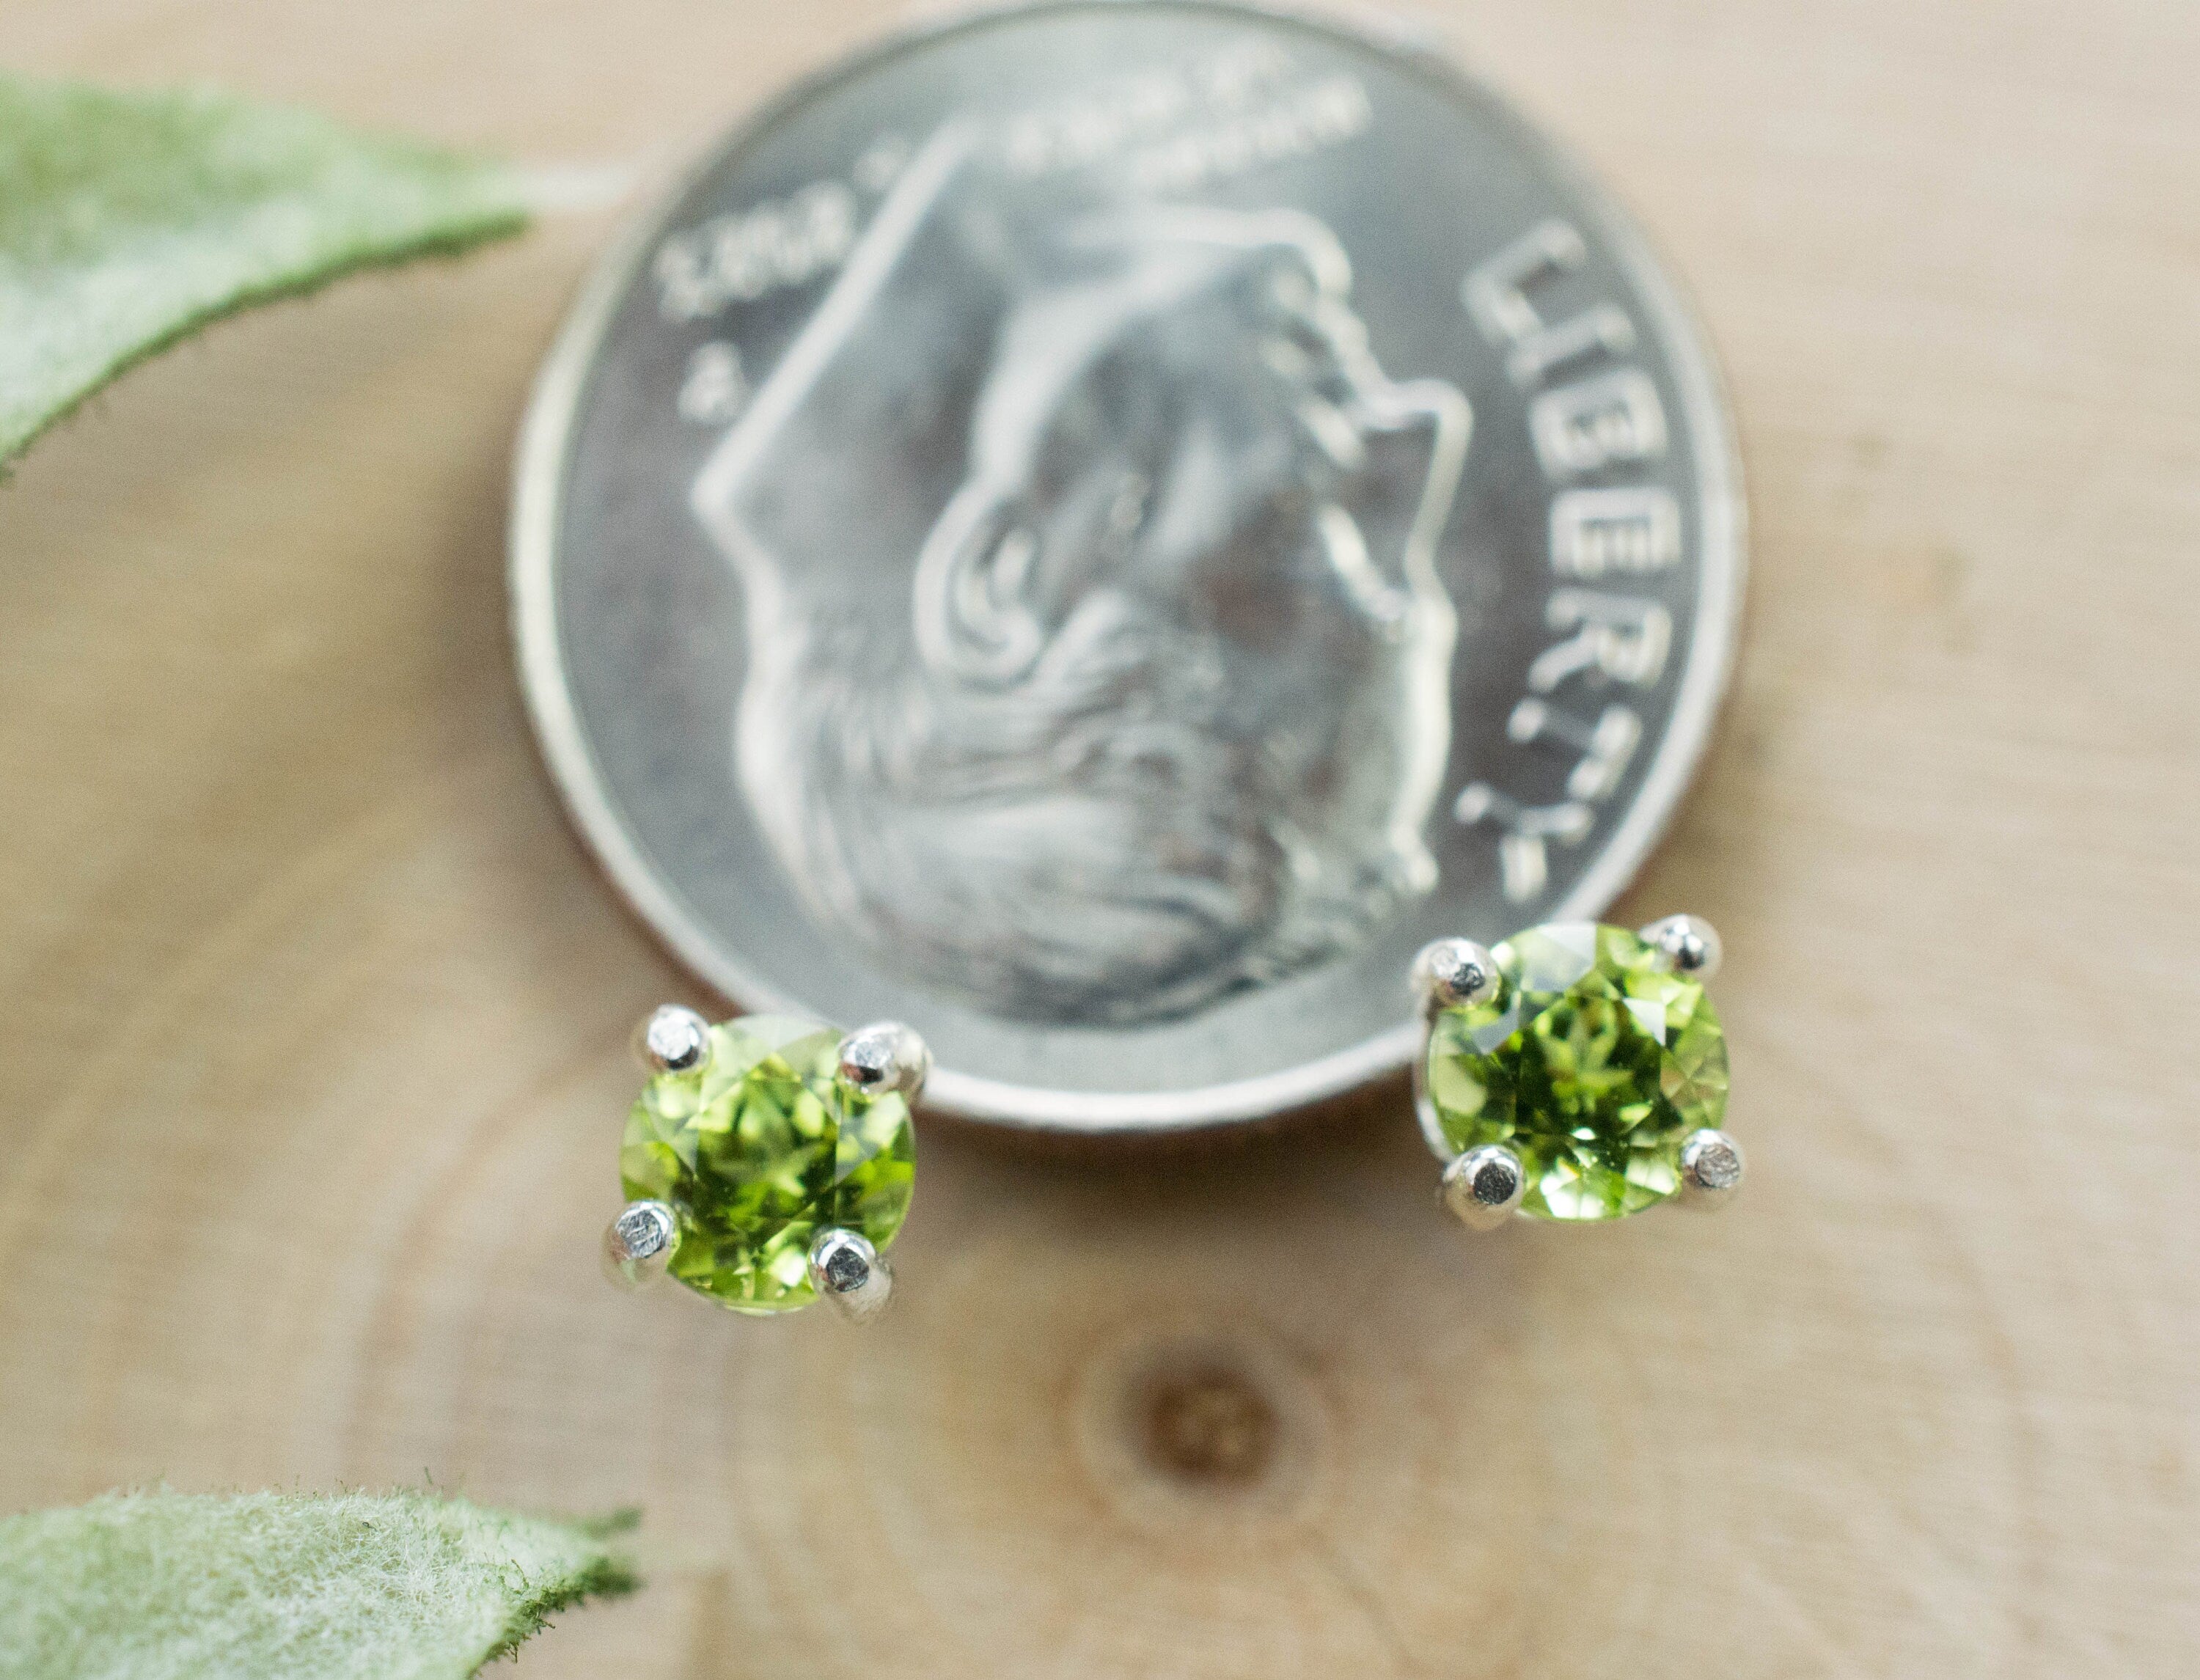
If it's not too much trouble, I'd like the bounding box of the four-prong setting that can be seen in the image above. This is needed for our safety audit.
[807,1227,895,1324]
[633,1003,711,1075]
[613,1009,920,1318]
[835,1020,931,1103]
[602,1198,676,1291]
[609,924,1732,1297]
[1679,1127,1746,1208]
[1638,914,1723,981]
[1441,1144,1525,1230]
[1414,917,1742,1225]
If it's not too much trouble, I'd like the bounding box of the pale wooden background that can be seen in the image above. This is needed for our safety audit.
[3,2,2196,1675]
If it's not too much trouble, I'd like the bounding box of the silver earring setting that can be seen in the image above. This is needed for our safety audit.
[604,1006,925,1320]
[1411,916,1743,1226]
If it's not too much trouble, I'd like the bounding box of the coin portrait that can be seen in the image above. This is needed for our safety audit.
[695,121,1473,1026]
[513,0,1745,1130]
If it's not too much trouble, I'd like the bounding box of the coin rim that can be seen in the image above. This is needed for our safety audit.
[509,0,1748,1135]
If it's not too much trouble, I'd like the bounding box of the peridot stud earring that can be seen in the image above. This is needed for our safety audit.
[1409,916,1742,1228]
[604,1006,925,1320]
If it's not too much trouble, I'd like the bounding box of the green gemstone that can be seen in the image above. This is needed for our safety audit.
[620,1015,914,1313]
[1424,922,1728,1220]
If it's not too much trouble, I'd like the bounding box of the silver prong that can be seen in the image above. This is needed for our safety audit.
[603,1200,676,1290]
[1638,914,1723,980]
[1679,1129,1745,1208]
[1441,1144,1525,1230]
[1410,937,1500,1018]
[835,1021,931,1103]
[633,1004,711,1075]
[807,1228,893,1323]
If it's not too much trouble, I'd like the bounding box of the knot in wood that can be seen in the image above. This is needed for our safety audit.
[1140,1365,1280,1487]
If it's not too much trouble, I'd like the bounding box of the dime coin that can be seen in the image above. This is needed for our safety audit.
[511,0,1745,1134]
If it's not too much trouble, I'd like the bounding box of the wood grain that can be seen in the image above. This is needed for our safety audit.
[2,2,2196,1675]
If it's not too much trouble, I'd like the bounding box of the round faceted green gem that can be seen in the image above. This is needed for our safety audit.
[1424,922,1728,1220]
[620,1015,914,1313]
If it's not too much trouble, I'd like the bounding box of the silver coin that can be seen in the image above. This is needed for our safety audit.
[511,0,1745,1135]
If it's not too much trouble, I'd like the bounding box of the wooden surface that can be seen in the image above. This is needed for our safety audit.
[3,2,2197,1674]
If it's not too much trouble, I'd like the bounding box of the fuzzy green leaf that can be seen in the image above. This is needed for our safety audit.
[0,76,529,466]
[0,1489,638,1680]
